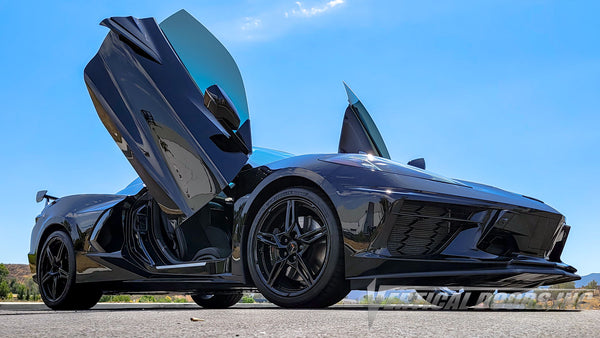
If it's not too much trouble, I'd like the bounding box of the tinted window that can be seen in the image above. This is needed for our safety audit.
[160,10,249,126]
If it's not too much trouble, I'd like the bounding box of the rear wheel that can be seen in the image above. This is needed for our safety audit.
[247,187,349,308]
[37,230,101,310]
[70,287,103,310]
[191,293,243,309]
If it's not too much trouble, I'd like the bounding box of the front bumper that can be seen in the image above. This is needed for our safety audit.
[339,188,579,290]
[346,253,579,290]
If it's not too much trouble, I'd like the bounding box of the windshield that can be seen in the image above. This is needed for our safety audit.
[247,147,294,167]
[117,177,144,195]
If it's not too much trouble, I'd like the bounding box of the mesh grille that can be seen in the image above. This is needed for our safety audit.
[387,201,487,256]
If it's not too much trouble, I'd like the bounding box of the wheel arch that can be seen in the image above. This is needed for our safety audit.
[238,172,343,285]
[34,219,79,267]
[31,221,69,280]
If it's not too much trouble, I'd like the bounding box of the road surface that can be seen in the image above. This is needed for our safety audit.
[0,304,598,337]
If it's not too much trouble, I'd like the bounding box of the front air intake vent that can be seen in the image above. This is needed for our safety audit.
[387,201,488,256]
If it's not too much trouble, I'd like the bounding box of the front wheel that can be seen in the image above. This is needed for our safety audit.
[247,187,349,308]
[191,293,243,309]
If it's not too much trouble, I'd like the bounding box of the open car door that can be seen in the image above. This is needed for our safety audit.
[84,10,251,217]
[338,83,390,159]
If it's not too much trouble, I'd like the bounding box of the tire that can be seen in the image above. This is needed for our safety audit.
[191,293,243,309]
[70,286,103,310]
[247,187,349,308]
[37,230,101,310]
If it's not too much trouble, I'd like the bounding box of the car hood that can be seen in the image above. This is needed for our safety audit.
[322,153,467,186]
[315,153,558,213]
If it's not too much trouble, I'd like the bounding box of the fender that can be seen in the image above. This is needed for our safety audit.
[229,163,345,283]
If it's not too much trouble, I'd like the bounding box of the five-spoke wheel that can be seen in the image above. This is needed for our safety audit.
[37,230,102,310]
[38,233,71,303]
[248,188,349,308]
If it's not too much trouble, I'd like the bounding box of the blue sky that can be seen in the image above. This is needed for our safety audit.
[0,1,598,275]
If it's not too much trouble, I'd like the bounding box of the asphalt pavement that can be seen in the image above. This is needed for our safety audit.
[0,303,598,337]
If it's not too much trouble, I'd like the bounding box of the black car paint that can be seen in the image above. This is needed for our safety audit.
[30,152,577,292]
[233,154,577,288]
[29,12,578,296]
[84,15,251,218]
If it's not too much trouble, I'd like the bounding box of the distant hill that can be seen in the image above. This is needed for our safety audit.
[4,264,33,283]
[575,273,600,288]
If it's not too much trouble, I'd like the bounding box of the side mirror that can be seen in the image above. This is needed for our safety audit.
[205,84,251,155]
[407,158,426,170]
[36,190,48,203]
[203,85,241,130]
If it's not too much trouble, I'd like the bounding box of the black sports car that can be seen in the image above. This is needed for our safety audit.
[29,10,578,310]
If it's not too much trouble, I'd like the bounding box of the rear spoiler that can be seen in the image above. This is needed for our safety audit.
[36,190,58,205]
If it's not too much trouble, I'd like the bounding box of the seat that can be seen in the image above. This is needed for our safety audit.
[158,211,188,260]
[157,200,231,262]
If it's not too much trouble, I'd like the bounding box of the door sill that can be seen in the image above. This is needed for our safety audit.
[155,262,207,270]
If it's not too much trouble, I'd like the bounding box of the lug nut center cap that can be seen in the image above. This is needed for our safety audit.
[288,241,298,254]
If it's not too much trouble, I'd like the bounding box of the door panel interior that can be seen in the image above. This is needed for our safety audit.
[85,13,252,218]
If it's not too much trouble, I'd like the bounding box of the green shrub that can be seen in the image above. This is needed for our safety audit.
[138,295,157,303]
[241,295,255,303]
[3,276,40,302]
[0,266,40,302]
[99,295,132,303]
[16,284,26,300]
[113,295,133,302]
[155,296,173,303]
[0,280,10,299]
[0,264,9,280]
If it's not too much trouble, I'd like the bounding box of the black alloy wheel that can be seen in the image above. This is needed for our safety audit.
[191,293,243,309]
[247,188,349,308]
[37,230,102,310]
